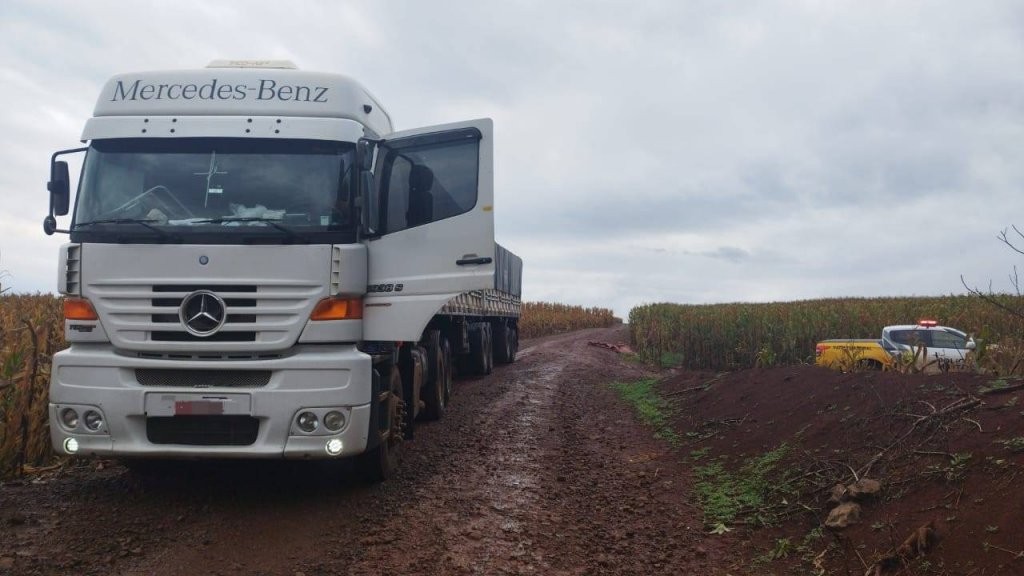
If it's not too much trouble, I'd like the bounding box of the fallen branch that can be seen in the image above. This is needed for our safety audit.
[985,542,1024,560]
[857,398,981,479]
[586,341,634,354]
[663,383,712,396]
[962,417,983,433]
[980,382,1024,395]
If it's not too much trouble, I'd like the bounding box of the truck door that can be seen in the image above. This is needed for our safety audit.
[363,118,495,342]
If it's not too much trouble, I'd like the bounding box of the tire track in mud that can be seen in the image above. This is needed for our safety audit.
[342,336,572,575]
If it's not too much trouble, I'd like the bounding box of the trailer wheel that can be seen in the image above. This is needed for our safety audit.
[483,324,494,374]
[507,325,518,363]
[357,366,404,482]
[423,336,452,420]
[493,323,514,364]
[469,323,493,375]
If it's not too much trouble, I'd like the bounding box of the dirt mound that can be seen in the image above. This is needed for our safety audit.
[659,366,1024,574]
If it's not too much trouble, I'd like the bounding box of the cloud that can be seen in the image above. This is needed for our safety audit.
[2,0,1024,320]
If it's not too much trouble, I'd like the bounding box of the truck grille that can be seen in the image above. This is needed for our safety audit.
[146,416,259,446]
[150,284,257,342]
[135,369,271,388]
[88,281,321,351]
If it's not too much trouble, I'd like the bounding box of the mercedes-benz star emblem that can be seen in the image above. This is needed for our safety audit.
[179,290,227,337]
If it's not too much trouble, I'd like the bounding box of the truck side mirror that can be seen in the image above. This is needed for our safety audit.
[356,138,379,236]
[360,171,378,236]
[48,160,71,216]
[357,139,374,171]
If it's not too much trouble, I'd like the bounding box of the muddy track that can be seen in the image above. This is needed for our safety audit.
[0,327,719,576]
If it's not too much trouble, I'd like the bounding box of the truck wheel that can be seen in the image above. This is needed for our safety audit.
[423,336,452,420]
[468,323,493,375]
[441,337,453,401]
[357,366,404,482]
[493,323,512,364]
[483,324,494,375]
[507,326,518,363]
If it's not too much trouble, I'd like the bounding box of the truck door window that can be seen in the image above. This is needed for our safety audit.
[379,136,479,234]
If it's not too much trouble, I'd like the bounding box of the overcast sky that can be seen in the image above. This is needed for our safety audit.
[2,1,1023,318]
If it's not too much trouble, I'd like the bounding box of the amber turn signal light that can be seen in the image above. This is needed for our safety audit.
[310,297,363,321]
[64,298,98,321]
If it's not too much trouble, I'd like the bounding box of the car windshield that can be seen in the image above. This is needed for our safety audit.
[72,137,356,243]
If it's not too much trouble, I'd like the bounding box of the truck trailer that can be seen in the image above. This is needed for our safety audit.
[42,60,522,480]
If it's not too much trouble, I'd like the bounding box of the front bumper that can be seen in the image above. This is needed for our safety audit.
[49,343,373,459]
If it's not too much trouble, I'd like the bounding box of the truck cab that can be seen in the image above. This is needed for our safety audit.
[42,61,520,480]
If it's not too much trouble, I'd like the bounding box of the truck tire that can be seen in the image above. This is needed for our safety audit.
[469,322,493,375]
[356,366,404,482]
[493,323,514,364]
[423,335,452,420]
[440,337,454,401]
[483,324,493,374]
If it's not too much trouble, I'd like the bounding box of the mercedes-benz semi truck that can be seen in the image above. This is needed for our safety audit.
[42,60,522,480]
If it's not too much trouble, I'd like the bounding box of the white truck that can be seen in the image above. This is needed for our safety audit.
[42,60,522,480]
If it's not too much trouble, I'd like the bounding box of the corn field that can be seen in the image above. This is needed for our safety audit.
[519,302,620,339]
[630,295,1024,371]
[1,294,64,479]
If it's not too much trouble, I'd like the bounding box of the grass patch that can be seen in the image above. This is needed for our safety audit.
[694,443,795,527]
[610,378,679,444]
[659,351,685,368]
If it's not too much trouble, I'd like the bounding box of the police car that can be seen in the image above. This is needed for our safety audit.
[881,320,976,362]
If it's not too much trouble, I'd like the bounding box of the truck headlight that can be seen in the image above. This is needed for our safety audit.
[323,410,346,432]
[60,408,79,430]
[84,410,104,431]
[296,411,318,433]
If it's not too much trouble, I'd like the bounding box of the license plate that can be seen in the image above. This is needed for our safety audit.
[174,401,223,415]
[145,393,251,417]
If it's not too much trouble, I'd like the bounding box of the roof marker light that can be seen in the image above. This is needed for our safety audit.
[918,320,938,327]
[206,60,298,69]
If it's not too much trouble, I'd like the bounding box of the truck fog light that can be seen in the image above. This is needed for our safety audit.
[324,410,346,432]
[325,438,343,456]
[297,411,318,433]
[84,410,103,431]
[64,437,80,454]
[60,408,79,430]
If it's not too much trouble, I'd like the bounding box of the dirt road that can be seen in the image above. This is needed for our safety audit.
[0,327,719,575]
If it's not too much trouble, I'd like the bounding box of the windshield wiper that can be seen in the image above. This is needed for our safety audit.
[190,217,300,242]
[73,218,178,241]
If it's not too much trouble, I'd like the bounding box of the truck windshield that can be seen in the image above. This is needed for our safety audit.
[72,138,356,243]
